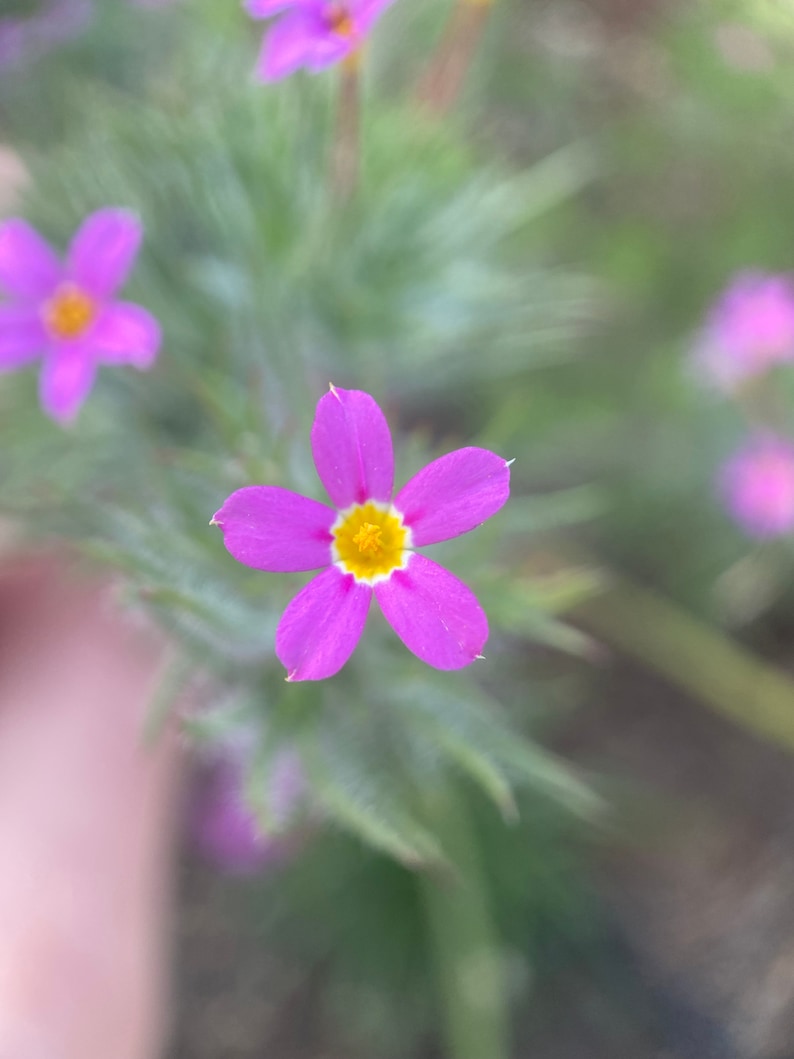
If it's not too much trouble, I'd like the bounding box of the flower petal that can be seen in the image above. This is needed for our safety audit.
[303,29,354,71]
[0,305,46,370]
[276,566,371,681]
[356,0,395,32]
[256,10,325,81]
[38,344,96,424]
[311,386,394,509]
[91,301,161,368]
[374,553,488,670]
[394,447,511,546]
[245,0,299,17]
[0,219,61,300]
[67,208,142,299]
[213,486,336,572]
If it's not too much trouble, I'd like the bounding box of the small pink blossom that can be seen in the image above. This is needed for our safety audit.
[719,434,794,539]
[192,750,307,875]
[213,386,511,681]
[694,272,794,391]
[0,209,161,424]
[245,0,395,81]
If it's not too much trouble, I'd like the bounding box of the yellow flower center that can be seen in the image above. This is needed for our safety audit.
[332,501,410,583]
[43,284,96,341]
[325,2,355,37]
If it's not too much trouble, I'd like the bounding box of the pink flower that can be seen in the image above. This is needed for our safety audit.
[719,434,794,539]
[694,272,794,391]
[213,386,511,681]
[192,750,306,875]
[0,209,161,424]
[245,0,394,81]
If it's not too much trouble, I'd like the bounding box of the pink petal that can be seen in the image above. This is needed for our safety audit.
[303,28,354,71]
[213,486,335,572]
[276,566,371,680]
[0,305,46,370]
[356,0,395,32]
[311,386,394,509]
[38,344,96,424]
[245,0,299,17]
[374,553,488,670]
[0,220,61,301]
[91,301,161,369]
[394,447,511,546]
[67,209,142,300]
[256,10,325,81]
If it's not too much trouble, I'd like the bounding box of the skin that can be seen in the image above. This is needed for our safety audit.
[0,555,181,1059]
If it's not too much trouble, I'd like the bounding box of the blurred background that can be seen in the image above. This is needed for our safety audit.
[4,0,794,1057]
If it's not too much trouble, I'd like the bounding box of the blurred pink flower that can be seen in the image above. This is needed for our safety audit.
[694,272,794,391]
[245,0,395,81]
[719,434,794,539]
[0,0,92,73]
[191,750,307,875]
[0,209,161,424]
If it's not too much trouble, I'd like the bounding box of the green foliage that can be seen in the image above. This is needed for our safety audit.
[0,1,601,869]
[238,775,600,1059]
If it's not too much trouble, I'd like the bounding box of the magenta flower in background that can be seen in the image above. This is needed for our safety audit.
[192,750,307,875]
[213,386,511,681]
[0,209,161,424]
[694,272,794,391]
[719,434,794,539]
[0,0,92,74]
[245,0,394,81]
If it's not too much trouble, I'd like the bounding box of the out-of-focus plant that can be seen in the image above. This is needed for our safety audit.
[0,208,161,422]
[0,1,602,1056]
[476,0,794,764]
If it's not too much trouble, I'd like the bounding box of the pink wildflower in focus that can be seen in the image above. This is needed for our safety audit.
[244,0,395,81]
[192,750,307,875]
[694,272,794,391]
[0,209,161,424]
[719,434,794,539]
[213,386,511,681]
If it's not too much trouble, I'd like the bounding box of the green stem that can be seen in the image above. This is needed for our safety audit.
[419,787,510,1059]
[576,577,794,751]
[415,0,496,116]
[330,57,361,201]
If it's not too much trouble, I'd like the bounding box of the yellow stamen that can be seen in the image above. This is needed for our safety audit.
[325,2,355,37]
[332,502,410,583]
[43,284,96,341]
[352,522,383,555]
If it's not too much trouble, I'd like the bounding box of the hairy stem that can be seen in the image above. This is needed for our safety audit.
[415,0,496,116]
[419,787,511,1059]
[330,55,361,200]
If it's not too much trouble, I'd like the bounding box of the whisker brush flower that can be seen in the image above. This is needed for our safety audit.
[694,271,794,392]
[0,208,161,424]
[719,433,794,540]
[213,386,511,681]
[245,0,395,81]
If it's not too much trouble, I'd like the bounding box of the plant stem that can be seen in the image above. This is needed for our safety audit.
[330,55,361,201]
[419,787,510,1059]
[415,0,496,116]
[575,576,794,751]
